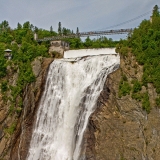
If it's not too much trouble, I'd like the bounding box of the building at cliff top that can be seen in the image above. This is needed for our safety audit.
[49,40,70,57]
[4,49,12,60]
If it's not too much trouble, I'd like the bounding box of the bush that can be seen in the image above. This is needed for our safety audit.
[142,93,151,113]
[122,74,127,81]
[120,47,128,56]
[156,97,160,107]
[132,80,142,93]
[4,122,17,135]
[1,80,8,92]
[132,93,143,101]
[0,58,7,78]
[119,81,131,97]
[9,105,14,114]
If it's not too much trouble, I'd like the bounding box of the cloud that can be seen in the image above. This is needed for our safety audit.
[0,0,159,39]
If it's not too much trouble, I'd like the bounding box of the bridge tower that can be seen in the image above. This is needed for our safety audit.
[34,33,38,41]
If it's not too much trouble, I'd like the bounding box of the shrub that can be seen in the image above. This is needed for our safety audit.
[9,105,14,114]
[142,92,151,113]
[132,80,142,93]
[1,80,8,92]
[0,58,7,78]
[10,86,22,101]
[132,93,143,101]
[4,122,17,135]
[122,74,127,81]
[156,97,160,107]
[119,81,131,97]
[120,47,128,56]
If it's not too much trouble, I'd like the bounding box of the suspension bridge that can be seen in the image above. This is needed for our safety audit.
[36,9,154,42]
[36,28,132,42]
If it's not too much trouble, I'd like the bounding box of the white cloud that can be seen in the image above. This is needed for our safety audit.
[0,0,159,39]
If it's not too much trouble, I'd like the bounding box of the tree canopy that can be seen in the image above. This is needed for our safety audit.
[116,5,160,112]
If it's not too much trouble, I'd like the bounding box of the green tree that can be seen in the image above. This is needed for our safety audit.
[152,5,159,17]
[0,20,9,30]
[132,80,142,93]
[34,26,39,33]
[119,81,131,97]
[0,59,6,77]
[84,36,92,48]
[142,93,150,113]
[1,80,8,92]
[50,26,53,34]
[58,22,62,35]
[76,27,79,34]
[17,23,22,30]
[23,21,31,30]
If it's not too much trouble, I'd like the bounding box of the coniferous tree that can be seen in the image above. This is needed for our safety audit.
[1,20,9,29]
[17,23,22,30]
[0,20,9,32]
[153,5,159,17]
[23,21,30,29]
[58,22,62,35]
[50,26,53,34]
[34,26,38,33]
[76,27,79,34]
[30,24,34,31]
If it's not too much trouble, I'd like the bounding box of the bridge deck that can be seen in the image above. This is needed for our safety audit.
[37,28,132,42]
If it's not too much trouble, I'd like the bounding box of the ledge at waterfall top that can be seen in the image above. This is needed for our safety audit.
[26,52,120,160]
[64,48,117,58]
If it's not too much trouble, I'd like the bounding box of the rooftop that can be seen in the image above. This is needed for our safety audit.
[4,49,12,52]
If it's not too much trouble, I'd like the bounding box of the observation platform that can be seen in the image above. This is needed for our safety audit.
[64,48,117,58]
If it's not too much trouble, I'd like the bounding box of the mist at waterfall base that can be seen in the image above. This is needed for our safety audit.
[26,50,120,160]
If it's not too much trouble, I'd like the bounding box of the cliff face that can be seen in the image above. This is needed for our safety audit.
[10,57,53,160]
[1,53,159,160]
[85,53,160,160]
[0,57,53,160]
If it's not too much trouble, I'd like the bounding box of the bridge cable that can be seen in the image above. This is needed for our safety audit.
[94,10,152,31]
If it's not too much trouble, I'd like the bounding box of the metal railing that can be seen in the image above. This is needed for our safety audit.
[37,28,133,42]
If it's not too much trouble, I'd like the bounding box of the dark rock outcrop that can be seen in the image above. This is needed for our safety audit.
[85,54,160,160]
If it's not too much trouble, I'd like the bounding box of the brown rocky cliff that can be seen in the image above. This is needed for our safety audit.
[85,53,160,160]
[9,57,53,160]
[1,53,159,160]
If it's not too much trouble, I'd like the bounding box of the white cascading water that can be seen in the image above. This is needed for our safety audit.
[26,54,120,160]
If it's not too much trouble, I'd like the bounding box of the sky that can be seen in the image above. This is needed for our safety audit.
[0,0,159,40]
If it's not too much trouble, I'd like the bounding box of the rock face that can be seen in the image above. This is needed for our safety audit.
[85,54,160,160]
[9,57,53,160]
[49,40,70,57]
[1,53,160,160]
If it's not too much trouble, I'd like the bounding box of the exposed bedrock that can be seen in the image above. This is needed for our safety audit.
[1,53,159,160]
[85,55,160,160]
[10,57,53,160]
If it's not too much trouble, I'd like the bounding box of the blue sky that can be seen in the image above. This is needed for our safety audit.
[0,0,159,39]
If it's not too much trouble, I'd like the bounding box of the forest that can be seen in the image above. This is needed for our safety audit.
[117,5,160,112]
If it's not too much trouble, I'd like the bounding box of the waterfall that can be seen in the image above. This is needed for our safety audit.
[26,54,120,160]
